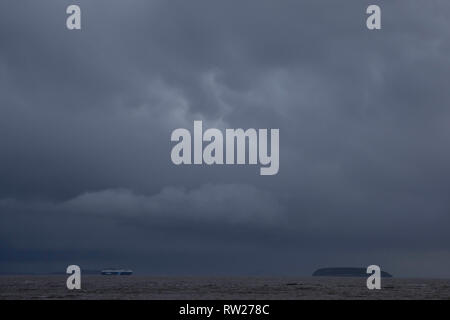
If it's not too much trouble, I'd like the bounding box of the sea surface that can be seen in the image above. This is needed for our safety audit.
[1,276,449,300]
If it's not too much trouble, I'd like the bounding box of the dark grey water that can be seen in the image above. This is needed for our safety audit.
[1,276,449,300]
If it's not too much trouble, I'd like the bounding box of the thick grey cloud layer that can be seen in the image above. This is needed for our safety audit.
[1,0,450,277]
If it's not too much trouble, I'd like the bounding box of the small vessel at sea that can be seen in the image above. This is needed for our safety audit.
[101,269,133,275]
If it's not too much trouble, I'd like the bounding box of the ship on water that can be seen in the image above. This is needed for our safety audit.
[101,269,133,275]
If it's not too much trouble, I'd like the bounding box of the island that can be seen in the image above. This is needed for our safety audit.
[312,267,393,278]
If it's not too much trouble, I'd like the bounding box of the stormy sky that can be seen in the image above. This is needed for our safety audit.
[1,0,450,277]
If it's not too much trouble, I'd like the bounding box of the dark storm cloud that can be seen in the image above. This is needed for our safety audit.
[1,0,450,277]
